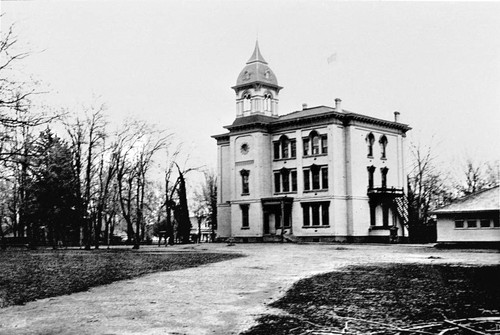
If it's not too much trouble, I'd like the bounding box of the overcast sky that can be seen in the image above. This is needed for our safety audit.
[2,1,499,174]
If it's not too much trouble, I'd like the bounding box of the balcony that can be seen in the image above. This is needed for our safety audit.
[367,186,404,200]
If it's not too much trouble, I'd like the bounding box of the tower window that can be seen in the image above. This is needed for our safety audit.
[367,133,375,157]
[264,92,272,112]
[379,135,388,159]
[243,92,251,112]
[240,169,250,195]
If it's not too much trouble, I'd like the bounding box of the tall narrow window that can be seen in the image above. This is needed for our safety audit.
[282,169,290,192]
[381,167,389,189]
[311,204,320,226]
[274,172,281,193]
[367,133,375,157]
[290,140,296,158]
[321,135,328,154]
[264,93,272,112]
[303,138,310,156]
[322,167,329,189]
[243,92,251,112]
[302,205,310,226]
[367,166,376,189]
[321,203,330,226]
[312,135,320,155]
[280,135,289,158]
[240,169,250,195]
[379,135,388,159]
[273,142,280,160]
[382,203,389,227]
[291,170,297,192]
[241,204,249,228]
[304,170,310,191]
[311,164,320,190]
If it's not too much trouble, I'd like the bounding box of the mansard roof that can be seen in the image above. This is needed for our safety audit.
[233,41,281,92]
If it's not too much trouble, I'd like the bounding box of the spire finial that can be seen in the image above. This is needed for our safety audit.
[247,40,267,64]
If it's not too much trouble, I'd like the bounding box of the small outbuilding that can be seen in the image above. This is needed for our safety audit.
[431,185,500,247]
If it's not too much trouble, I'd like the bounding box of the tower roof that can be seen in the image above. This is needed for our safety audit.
[233,41,281,91]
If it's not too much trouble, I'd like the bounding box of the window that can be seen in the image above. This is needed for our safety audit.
[301,202,330,226]
[379,135,388,159]
[303,131,327,156]
[241,204,249,228]
[321,135,328,154]
[366,133,375,157]
[381,167,389,189]
[264,93,272,112]
[455,220,464,228]
[274,168,297,193]
[467,220,477,228]
[243,92,251,112]
[240,169,250,195]
[493,218,500,228]
[480,219,491,228]
[304,165,328,191]
[382,204,389,227]
[273,135,296,160]
[304,170,310,191]
[303,138,310,156]
[367,166,376,189]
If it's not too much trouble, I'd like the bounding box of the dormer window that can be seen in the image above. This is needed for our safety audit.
[366,133,375,157]
[264,70,270,79]
[379,135,388,159]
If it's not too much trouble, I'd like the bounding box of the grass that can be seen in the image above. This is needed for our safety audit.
[242,263,500,334]
[0,248,241,308]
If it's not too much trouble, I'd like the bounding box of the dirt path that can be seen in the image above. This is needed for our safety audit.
[0,244,498,335]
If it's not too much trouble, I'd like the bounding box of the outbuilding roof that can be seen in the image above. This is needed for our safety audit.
[432,185,500,214]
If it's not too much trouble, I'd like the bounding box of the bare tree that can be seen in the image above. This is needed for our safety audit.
[407,142,453,241]
[194,169,217,242]
[66,103,107,250]
[456,158,499,196]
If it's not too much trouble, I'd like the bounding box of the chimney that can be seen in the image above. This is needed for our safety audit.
[394,111,400,122]
[302,103,308,110]
[335,98,342,112]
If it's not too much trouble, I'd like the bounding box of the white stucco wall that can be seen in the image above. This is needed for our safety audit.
[437,216,500,242]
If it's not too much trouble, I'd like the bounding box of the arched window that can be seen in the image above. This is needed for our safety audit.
[263,92,272,112]
[242,92,251,112]
[366,133,375,157]
[379,135,388,159]
[309,130,320,155]
[279,135,289,158]
[303,130,327,156]
[380,167,389,189]
[367,165,376,189]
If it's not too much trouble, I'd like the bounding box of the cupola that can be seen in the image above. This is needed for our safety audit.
[232,42,283,118]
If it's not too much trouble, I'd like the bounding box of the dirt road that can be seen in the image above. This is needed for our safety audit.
[0,244,498,335]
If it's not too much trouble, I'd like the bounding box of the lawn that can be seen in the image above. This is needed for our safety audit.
[243,263,500,334]
[0,248,241,308]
